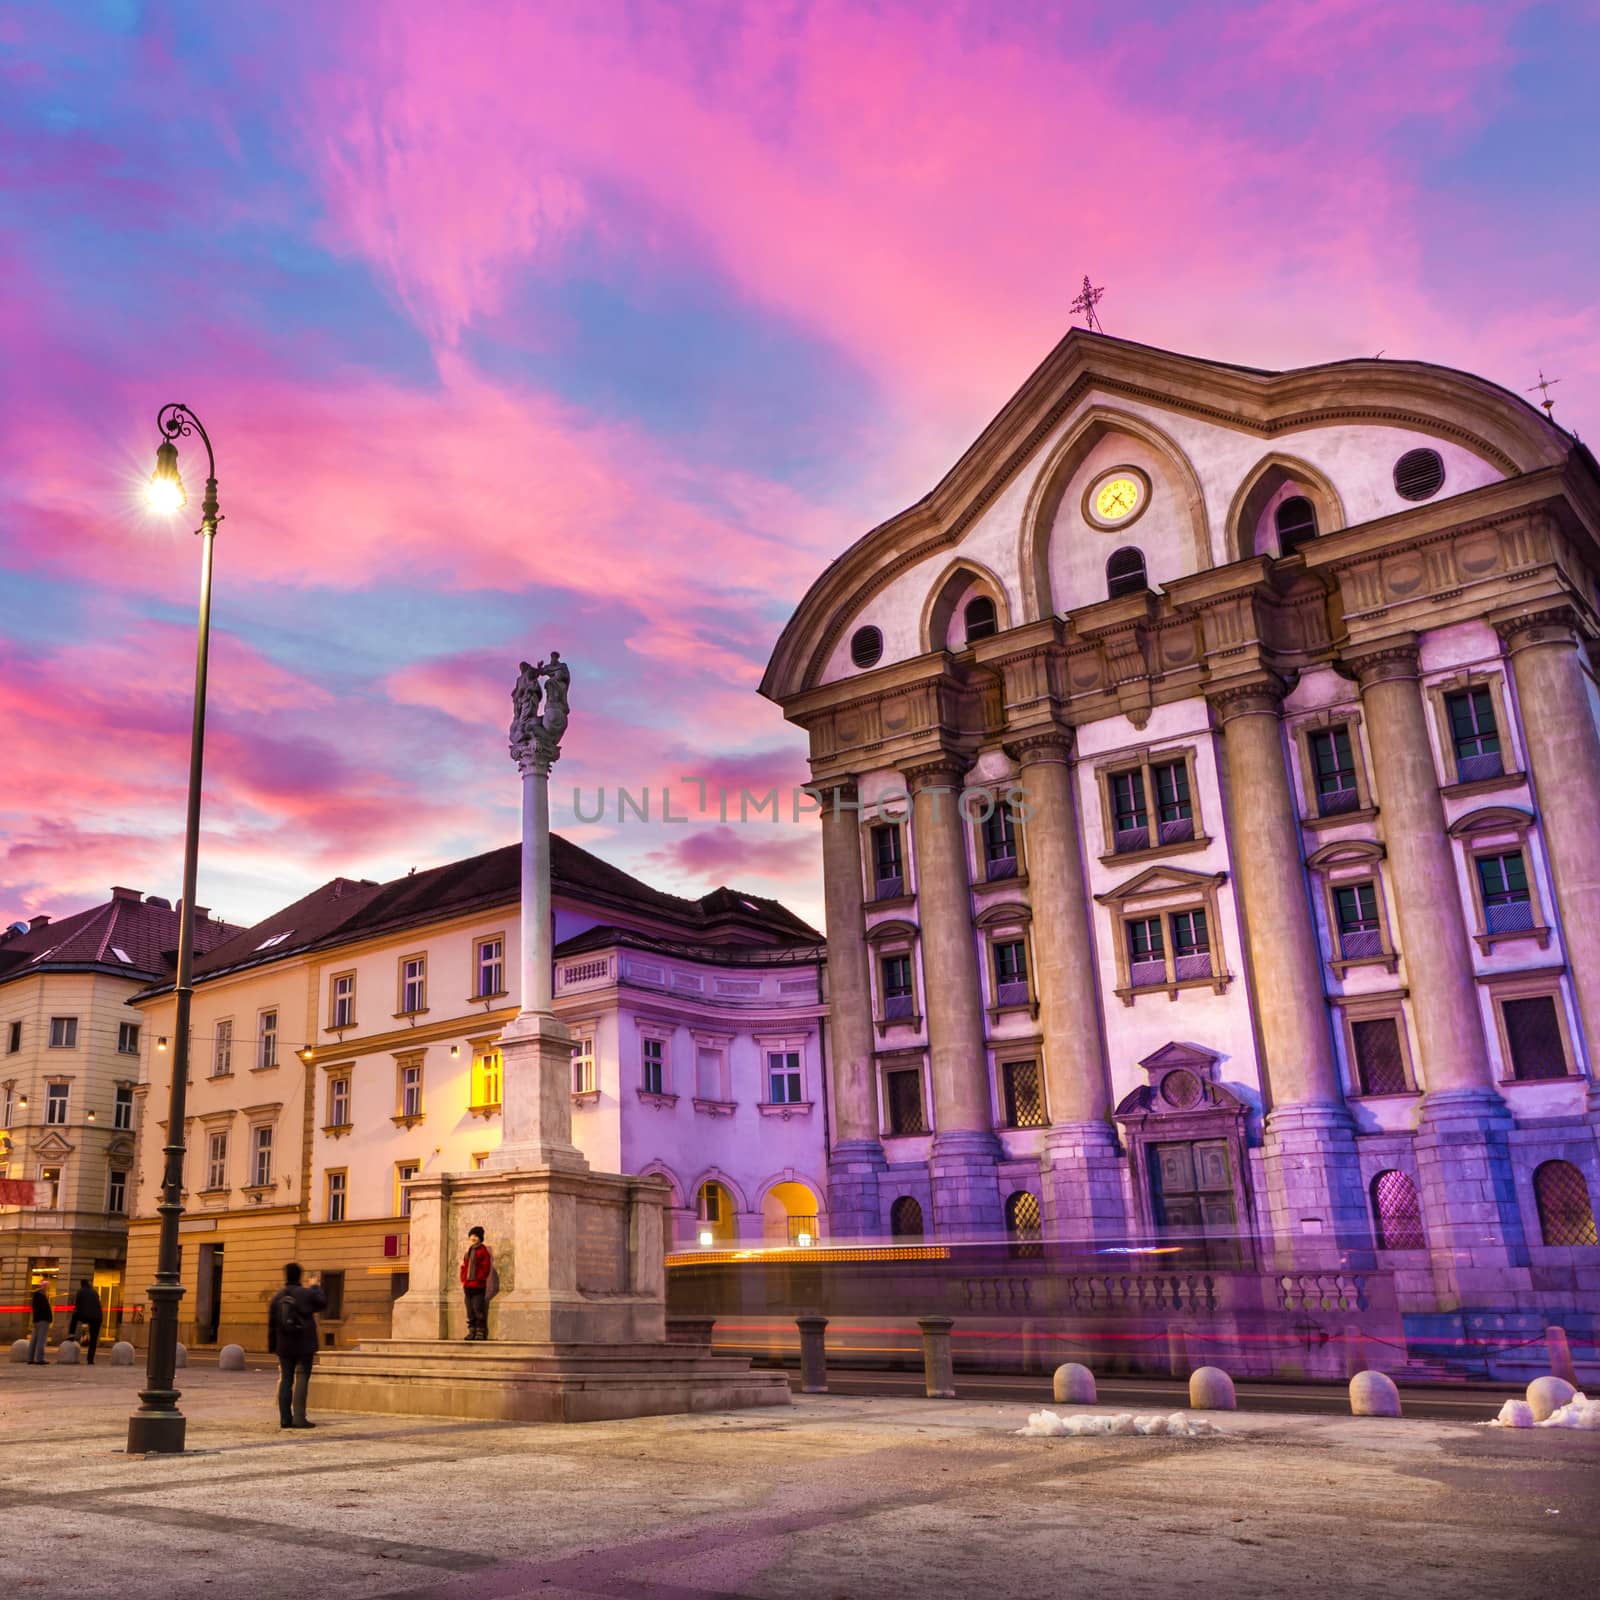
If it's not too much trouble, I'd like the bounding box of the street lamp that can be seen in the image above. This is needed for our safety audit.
[127,403,221,1456]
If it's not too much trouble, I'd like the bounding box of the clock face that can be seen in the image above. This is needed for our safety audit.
[1093,475,1142,522]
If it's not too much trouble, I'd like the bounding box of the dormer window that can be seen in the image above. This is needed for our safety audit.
[1275,496,1317,555]
[963,596,998,642]
[1106,547,1147,598]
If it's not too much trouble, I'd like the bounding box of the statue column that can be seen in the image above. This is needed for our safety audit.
[1350,641,1529,1301]
[1495,605,1600,1066]
[1209,681,1366,1263]
[816,782,886,1239]
[1005,731,1125,1241]
[907,756,1002,1235]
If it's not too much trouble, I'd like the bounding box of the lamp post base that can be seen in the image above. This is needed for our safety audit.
[127,1408,186,1454]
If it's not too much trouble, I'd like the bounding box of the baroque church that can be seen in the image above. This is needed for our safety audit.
[763,330,1600,1339]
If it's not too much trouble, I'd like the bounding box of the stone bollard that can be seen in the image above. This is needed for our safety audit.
[1052,1362,1096,1405]
[11,1339,30,1363]
[1349,1370,1401,1417]
[110,1341,135,1367]
[917,1315,956,1399]
[1527,1374,1577,1422]
[1188,1366,1237,1411]
[796,1315,829,1394]
[218,1343,246,1371]
[174,1342,187,1369]
[1166,1325,1189,1379]
[1545,1326,1579,1389]
[1343,1325,1368,1381]
[57,1338,80,1364]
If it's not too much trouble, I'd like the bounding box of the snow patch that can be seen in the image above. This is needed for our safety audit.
[1487,1393,1600,1430]
[1016,1408,1221,1439]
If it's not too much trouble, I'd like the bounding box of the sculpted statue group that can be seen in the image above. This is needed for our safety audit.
[509,652,570,768]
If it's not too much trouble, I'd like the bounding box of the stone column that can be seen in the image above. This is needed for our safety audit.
[1209,681,1366,1263]
[1006,731,1126,1242]
[816,783,886,1239]
[1495,606,1600,1066]
[907,756,1002,1235]
[1351,642,1529,1302]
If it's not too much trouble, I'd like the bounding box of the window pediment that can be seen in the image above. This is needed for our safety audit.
[1137,1041,1221,1079]
[1306,839,1386,872]
[1095,865,1226,907]
[974,901,1032,930]
[31,1129,74,1157]
[864,918,920,946]
[1447,805,1535,841]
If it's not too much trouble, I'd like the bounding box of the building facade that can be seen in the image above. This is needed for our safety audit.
[125,839,825,1349]
[763,331,1600,1341]
[0,889,238,1334]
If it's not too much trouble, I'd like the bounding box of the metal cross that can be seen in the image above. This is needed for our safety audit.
[1527,370,1561,419]
[1070,274,1106,333]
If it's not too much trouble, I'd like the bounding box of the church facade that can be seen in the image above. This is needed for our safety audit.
[763,332,1600,1338]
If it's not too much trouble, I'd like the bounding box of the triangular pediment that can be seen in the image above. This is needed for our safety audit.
[1095,864,1225,906]
[31,1129,75,1157]
[1137,1041,1221,1078]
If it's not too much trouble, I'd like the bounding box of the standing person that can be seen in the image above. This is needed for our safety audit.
[68,1279,104,1365]
[460,1226,492,1341]
[266,1263,327,1430]
[27,1284,52,1364]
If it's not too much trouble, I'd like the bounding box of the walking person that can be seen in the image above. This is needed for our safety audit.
[460,1226,493,1341]
[68,1279,104,1365]
[27,1284,52,1364]
[267,1263,327,1430]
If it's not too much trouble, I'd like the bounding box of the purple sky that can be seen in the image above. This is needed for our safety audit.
[2,0,1596,933]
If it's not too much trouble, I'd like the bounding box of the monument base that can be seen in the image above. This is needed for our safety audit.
[311,1337,791,1423]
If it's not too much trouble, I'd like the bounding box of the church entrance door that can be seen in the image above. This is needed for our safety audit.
[1149,1139,1236,1235]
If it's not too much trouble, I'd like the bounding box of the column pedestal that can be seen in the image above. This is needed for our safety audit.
[1039,1121,1128,1244]
[1258,1105,1371,1269]
[929,1129,1004,1236]
[826,1138,888,1240]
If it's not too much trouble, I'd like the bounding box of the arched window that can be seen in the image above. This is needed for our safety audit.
[1005,1190,1043,1258]
[889,1196,924,1238]
[963,595,998,642]
[1106,547,1147,598]
[697,1180,730,1227]
[850,625,884,669]
[1275,495,1317,556]
[1533,1160,1599,1247]
[1370,1170,1425,1250]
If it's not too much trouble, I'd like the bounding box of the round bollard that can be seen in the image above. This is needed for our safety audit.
[218,1343,246,1371]
[1527,1375,1577,1422]
[11,1338,31,1363]
[110,1341,135,1367]
[1349,1370,1401,1417]
[1052,1362,1097,1404]
[1188,1366,1237,1411]
[174,1342,187,1369]
[57,1338,80,1364]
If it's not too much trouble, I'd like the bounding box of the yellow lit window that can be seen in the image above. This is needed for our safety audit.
[471,1047,503,1109]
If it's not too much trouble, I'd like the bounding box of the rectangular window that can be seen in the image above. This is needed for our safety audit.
[326,1170,347,1223]
[1169,909,1212,979]
[872,824,904,897]
[258,1009,278,1069]
[48,1016,77,1049]
[251,1126,273,1188]
[107,1169,127,1214]
[114,1086,134,1130]
[3,1083,15,1126]
[1002,1060,1047,1129]
[1128,917,1165,987]
[206,1130,228,1190]
[396,1161,420,1217]
[328,1074,351,1128]
[886,1067,927,1135]
[6,1020,19,1053]
[39,1166,61,1208]
[882,954,915,1020]
[572,1037,596,1094]
[331,973,355,1029]
[641,1038,664,1096]
[399,1062,423,1119]
[1309,726,1360,815]
[1446,687,1502,780]
[982,803,1018,880]
[1502,995,1567,1081]
[1350,1017,1408,1095]
[994,939,1029,1006]
[476,937,504,999]
[213,1018,233,1076]
[117,1021,140,1056]
[319,1269,345,1322]
[1110,770,1149,852]
[1151,760,1194,844]
[1334,881,1383,959]
[767,1050,803,1104]
[401,956,427,1014]
[1477,851,1533,934]
[472,1047,503,1109]
[45,1083,69,1125]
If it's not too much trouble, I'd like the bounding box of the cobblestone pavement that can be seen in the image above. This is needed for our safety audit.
[4,1360,1596,1600]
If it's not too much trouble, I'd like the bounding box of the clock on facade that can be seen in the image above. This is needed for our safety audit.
[1084,467,1150,529]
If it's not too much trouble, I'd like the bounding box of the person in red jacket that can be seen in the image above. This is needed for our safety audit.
[460,1225,493,1341]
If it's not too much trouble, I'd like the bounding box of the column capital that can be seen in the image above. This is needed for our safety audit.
[807,779,859,821]
[904,755,969,792]
[1003,728,1075,767]
[1492,602,1588,654]
[1206,673,1290,725]
[1347,638,1421,689]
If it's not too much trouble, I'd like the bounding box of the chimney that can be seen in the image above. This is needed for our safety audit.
[110,886,142,902]
[28,914,50,931]
[192,906,210,921]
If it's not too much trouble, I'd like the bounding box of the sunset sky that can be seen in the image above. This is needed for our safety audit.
[2,0,1596,934]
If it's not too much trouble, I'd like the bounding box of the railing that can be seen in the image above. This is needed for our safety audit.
[1458,750,1504,783]
[1131,958,1166,989]
[1317,785,1360,817]
[1174,951,1212,981]
[1157,815,1194,845]
[986,854,1018,881]
[1277,1272,1371,1314]
[1114,825,1150,854]
[1485,899,1534,934]
[1339,928,1383,960]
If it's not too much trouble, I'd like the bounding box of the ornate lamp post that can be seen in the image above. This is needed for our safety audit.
[127,404,221,1455]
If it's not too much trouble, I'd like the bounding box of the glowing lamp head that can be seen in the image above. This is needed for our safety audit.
[697,1229,714,1249]
[147,438,186,514]
[795,1231,813,1248]
[157,1037,168,1053]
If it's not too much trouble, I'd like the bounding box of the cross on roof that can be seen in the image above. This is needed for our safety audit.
[1527,370,1561,419]
[1070,275,1105,334]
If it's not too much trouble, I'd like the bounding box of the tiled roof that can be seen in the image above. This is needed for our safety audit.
[188,877,386,980]
[0,889,243,985]
[554,923,823,967]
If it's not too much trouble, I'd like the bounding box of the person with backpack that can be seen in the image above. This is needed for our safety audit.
[267,1263,327,1428]
[68,1278,104,1364]
[460,1226,493,1340]
[27,1284,52,1364]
